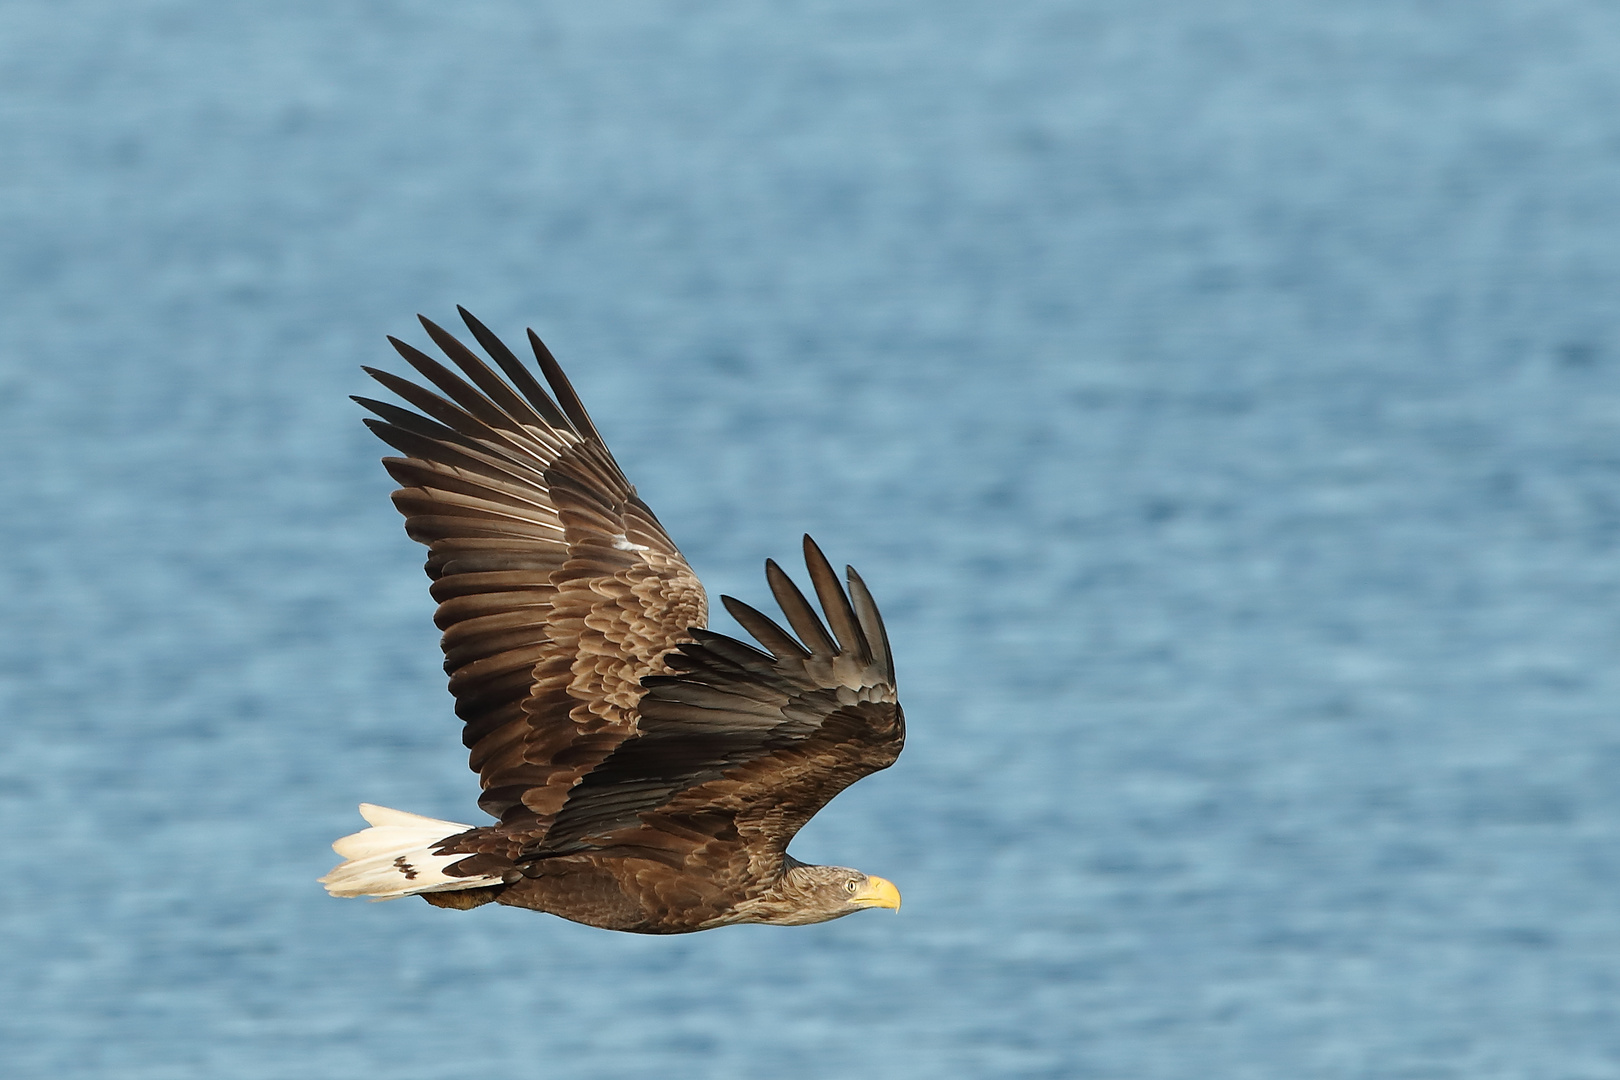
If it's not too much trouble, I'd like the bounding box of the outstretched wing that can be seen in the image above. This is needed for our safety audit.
[356,310,707,841]
[530,536,902,871]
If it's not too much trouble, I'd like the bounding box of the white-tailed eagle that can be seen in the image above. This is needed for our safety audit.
[320,310,904,933]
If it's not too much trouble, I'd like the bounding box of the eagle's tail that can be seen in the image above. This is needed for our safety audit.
[319,804,502,900]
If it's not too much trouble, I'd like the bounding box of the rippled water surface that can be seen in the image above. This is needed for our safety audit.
[7,3,1620,1077]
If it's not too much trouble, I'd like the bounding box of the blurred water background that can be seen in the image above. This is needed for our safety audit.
[6,2,1620,1077]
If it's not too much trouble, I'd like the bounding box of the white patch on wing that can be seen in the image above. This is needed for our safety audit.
[612,534,650,552]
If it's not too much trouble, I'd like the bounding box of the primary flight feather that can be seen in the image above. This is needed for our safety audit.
[320,310,905,933]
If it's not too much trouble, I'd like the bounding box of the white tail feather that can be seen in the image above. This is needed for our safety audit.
[320,803,501,900]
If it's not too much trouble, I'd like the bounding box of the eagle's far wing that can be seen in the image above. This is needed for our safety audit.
[355,310,707,845]
[531,536,903,870]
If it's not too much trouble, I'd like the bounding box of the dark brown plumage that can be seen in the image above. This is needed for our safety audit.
[320,310,904,933]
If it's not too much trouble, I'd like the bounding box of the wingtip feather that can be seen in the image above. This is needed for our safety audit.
[765,556,838,657]
[800,536,870,664]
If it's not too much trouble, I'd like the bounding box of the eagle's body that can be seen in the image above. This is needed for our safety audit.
[320,311,904,933]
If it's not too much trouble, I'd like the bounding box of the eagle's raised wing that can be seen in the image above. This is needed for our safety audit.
[355,310,707,840]
[528,536,902,872]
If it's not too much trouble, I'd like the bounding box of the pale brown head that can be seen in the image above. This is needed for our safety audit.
[739,863,902,926]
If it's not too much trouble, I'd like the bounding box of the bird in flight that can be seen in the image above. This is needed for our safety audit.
[321,310,904,933]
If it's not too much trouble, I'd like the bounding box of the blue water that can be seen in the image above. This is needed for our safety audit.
[6,2,1620,1076]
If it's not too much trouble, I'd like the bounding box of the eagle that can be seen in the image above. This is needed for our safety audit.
[320,309,905,933]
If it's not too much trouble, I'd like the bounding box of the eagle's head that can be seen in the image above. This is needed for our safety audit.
[743,861,901,925]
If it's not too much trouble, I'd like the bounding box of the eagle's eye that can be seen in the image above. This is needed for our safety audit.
[844,880,859,895]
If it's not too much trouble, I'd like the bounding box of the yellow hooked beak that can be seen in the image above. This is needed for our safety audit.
[850,875,902,910]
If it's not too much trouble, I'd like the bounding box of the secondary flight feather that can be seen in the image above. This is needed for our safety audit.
[320,310,905,933]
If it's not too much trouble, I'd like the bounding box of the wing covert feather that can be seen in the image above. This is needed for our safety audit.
[533,537,903,865]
